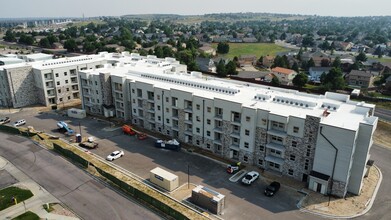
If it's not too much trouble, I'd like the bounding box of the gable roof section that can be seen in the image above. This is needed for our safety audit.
[271,67,295,75]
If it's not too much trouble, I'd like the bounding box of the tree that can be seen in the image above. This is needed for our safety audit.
[216,59,227,77]
[217,42,229,54]
[374,46,384,58]
[296,47,303,61]
[64,39,78,52]
[356,52,367,62]
[320,41,330,51]
[39,38,51,48]
[302,35,314,47]
[272,55,289,68]
[225,61,238,75]
[321,59,331,67]
[320,67,345,90]
[306,58,315,70]
[291,62,299,72]
[3,30,16,42]
[271,76,280,86]
[332,56,341,68]
[292,73,308,88]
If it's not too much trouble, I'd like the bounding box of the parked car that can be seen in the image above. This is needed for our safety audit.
[241,171,259,185]
[106,150,124,161]
[264,181,281,197]
[0,117,10,125]
[13,119,26,127]
[227,162,242,174]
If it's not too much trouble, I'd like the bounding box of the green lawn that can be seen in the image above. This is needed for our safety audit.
[0,187,34,211]
[12,211,40,220]
[366,55,391,62]
[212,43,291,59]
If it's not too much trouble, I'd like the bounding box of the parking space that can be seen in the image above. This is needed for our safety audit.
[1,108,307,220]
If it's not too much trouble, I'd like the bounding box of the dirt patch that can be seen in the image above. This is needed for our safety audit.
[302,166,380,217]
[50,203,78,218]
[373,121,391,149]
[170,184,197,201]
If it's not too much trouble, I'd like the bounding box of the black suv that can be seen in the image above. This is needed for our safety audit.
[264,181,280,197]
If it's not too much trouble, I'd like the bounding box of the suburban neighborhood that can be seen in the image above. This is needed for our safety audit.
[0,5,391,220]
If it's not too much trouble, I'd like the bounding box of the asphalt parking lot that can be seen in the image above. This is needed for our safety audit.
[1,109,309,220]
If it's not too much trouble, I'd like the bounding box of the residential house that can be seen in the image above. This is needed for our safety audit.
[238,55,257,67]
[262,55,275,68]
[309,67,332,82]
[271,67,298,85]
[347,70,376,88]
[385,75,391,91]
[198,45,216,56]
[195,58,216,73]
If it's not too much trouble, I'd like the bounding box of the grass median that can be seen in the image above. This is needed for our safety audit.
[0,186,34,211]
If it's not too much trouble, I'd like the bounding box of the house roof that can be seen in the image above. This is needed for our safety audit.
[349,70,374,77]
[271,67,295,75]
[309,67,332,72]
[386,75,391,82]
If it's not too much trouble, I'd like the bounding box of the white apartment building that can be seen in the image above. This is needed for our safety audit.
[79,54,378,198]
[0,52,132,108]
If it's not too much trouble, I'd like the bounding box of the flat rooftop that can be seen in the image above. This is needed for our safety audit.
[83,61,376,131]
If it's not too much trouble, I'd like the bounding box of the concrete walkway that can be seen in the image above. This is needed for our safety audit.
[0,156,79,220]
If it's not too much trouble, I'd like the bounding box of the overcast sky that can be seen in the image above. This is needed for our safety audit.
[1,0,390,18]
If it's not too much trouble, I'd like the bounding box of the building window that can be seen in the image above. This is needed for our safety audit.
[293,126,299,133]
[288,169,294,175]
[55,73,59,77]
[196,116,201,122]
[133,109,136,113]
[271,135,283,143]
[246,116,250,122]
[68,96,71,100]
[166,119,170,124]
[245,129,250,136]
[270,149,281,155]
[262,119,267,125]
[244,142,249,148]
[59,98,63,102]
[165,97,169,102]
[196,127,200,133]
[157,105,160,110]
[64,72,67,76]
[166,108,169,113]
[206,144,211,149]
[157,95,160,100]
[306,149,311,157]
[167,130,170,135]
[132,89,135,93]
[196,140,200,145]
[207,107,211,113]
[243,156,248,162]
[58,89,61,93]
[258,159,263,166]
[290,154,296,161]
[207,131,211,136]
[132,99,136,103]
[65,80,69,84]
[196,104,200,110]
[66,88,70,91]
[207,119,211,125]
[158,116,161,121]
[269,162,280,169]
[57,81,60,85]
[304,159,309,170]
[259,145,265,152]
[292,141,297,147]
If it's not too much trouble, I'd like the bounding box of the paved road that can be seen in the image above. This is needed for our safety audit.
[0,132,162,220]
[374,108,391,122]
[357,144,391,220]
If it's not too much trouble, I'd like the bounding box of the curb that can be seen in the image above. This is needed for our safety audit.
[297,165,383,219]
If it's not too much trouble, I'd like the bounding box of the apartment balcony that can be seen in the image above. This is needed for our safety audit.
[213,139,222,145]
[147,107,155,113]
[172,114,179,120]
[230,131,241,139]
[184,106,193,113]
[148,117,155,123]
[267,129,288,138]
[231,119,242,126]
[184,118,193,124]
[147,98,154,103]
[172,125,179,131]
[264,154,285,166]
[214,114,223,120]
[44,77,53,81]
[184,130,193,136]
[230,144,240,151]
[213,127,223,133]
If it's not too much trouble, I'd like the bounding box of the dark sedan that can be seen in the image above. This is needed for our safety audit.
[264,181,280,197]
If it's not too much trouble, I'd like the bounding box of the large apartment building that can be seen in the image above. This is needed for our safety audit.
[0,52,127,108]
[78,53,378,198]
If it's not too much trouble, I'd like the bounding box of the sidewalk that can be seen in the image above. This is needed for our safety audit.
[0,156,79,220]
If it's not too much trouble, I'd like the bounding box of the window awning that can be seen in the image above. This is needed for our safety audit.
[267,129,287,138]
[265,155,284,165]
